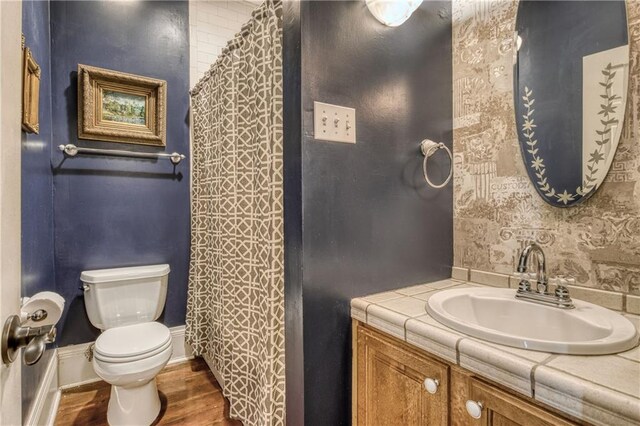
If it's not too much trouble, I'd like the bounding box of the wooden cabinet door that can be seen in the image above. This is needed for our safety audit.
[356,324,448,426]
[467,379,577,426]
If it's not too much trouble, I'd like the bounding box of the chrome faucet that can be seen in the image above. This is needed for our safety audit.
[515,243,574,309]
[516,242,548,294]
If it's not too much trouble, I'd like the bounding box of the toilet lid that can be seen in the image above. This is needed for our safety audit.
[95,322,171,359]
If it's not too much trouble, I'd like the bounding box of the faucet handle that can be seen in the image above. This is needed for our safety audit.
[515,271,533,292]
[554,276,573,301]
[555,286,570,299]
[554,275,574,288]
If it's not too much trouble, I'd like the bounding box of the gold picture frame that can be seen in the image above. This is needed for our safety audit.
[22,36,41,134]
[77,64,166,146]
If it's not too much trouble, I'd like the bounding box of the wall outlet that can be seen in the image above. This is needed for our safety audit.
[313,101,356,144]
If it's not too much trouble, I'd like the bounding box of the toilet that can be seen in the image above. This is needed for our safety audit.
[81,264,173,426]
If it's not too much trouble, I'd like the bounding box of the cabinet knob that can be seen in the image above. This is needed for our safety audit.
[423,378,439,394]
[465,400,484,419]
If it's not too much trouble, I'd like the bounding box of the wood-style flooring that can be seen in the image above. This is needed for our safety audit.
[54,358,242,426]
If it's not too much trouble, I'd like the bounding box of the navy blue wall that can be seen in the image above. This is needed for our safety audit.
[298,2,453,424]
[21,0,56,419]
[282,1,304,424]
[49,0,190,345]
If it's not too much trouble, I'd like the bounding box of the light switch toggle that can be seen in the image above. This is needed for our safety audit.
[313,101,356,144]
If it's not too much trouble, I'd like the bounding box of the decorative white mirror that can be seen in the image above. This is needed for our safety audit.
[514,1,629,207]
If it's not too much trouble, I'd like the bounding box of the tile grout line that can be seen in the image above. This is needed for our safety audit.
[361,292,405,305]
[530,364,539,398]
[363,300,376,324]
[616,352,640,364]
[532,354,560,400]
[540,354,558,366]
[407,284,462,300]
[453,337,464,366]
[403,317,410,341]
[370,300,429,318]
[404,318,462,364]
[409,317,464,337]
[455,337,466,365]
[458,351,533,396]
[400,301,473,344]
[459,337,553,364]
[366,302,413,339]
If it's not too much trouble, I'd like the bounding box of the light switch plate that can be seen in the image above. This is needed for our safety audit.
[313,101,356,144]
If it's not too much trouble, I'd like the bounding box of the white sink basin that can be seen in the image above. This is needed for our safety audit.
[426,288,639,355]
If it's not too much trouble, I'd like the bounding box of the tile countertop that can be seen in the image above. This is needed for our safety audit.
[351,279,640,426]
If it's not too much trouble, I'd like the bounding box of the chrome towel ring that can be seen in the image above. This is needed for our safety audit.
[420,139,452,189]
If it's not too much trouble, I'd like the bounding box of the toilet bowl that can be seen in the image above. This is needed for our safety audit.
[81,264,172,426]
[93,322,173,425]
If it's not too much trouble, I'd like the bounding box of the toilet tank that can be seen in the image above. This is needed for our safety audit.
[81,264,170,330]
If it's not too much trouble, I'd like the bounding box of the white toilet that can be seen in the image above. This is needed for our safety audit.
[81,264,173,426]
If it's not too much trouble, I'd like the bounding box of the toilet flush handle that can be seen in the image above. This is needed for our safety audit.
[79,284,90,292]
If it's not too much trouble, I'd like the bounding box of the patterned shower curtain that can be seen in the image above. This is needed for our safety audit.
[186,1,284,425]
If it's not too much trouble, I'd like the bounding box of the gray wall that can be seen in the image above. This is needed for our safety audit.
[298,1,453,424]
[49,0,191,345]
[21,0,56,419]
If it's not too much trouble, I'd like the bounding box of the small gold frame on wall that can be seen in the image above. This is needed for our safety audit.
[22,36,41,134]
[77,64,166,146]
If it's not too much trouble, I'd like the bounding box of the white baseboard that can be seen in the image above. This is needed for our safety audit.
[168,325,194,366]
[58,325,193,389]
[57,341,99,389]
[24,348,61,426]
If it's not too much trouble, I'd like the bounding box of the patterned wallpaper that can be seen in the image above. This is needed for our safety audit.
[452,0,640,296]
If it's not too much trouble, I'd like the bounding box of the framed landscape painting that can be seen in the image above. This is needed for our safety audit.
[22,37,41,134]
[77,64,166,146]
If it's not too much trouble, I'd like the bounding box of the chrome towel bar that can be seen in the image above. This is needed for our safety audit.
[58,144,186,165]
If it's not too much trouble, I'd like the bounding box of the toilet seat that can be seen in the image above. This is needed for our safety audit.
[95,338,172,363]
[94,322,171,363]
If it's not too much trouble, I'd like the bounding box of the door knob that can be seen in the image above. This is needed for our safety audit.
[423,378,439,394]
[465,400,484,419]
[1,315,57,365]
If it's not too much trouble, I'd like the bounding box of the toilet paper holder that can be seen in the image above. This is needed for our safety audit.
[24,308,49,323]
[1,291,64,366]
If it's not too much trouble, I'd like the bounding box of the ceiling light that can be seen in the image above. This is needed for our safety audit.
[365,0,423,27]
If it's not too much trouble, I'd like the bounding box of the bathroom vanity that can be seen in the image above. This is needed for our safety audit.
[351,278,640,426]
[354,322,576,425]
